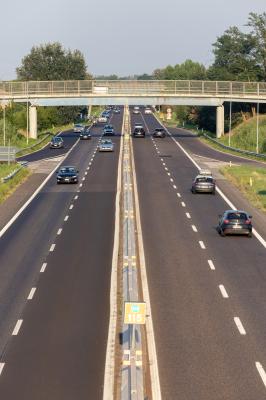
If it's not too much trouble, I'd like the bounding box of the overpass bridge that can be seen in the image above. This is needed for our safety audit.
[1,79,266,139]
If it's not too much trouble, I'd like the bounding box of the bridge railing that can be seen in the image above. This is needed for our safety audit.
[0,80,266,98]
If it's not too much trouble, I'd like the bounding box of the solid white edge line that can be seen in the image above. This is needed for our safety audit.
[152,112,266,250]
[131,126,162,400]
[12,319,23,335]
[0,363,5,375]
[27,287,36,300]
[208,260,215,270]
[219,284,229,298]
[234,317,246,335]
[0,134,81,239]
[40,262,47,272]
[256,362,266,388]
[103,107,124,400]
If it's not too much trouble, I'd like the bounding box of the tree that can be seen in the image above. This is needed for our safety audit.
[247,12,266,80]
[152,60,207,80]
[208,26,259,81]
[16,42,88,81]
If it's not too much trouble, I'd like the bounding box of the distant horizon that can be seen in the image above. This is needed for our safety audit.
[0,0,265,81]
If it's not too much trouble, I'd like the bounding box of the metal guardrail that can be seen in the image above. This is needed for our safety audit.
[0,161,28,184]
[121,106,144,400]
[0,79,266,99]
[15,132,53,157]
[203,133,266,160]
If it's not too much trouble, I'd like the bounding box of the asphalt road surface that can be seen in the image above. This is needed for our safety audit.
[131,108,266,399]
[0,110,123,399]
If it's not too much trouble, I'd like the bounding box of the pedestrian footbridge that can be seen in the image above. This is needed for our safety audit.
[1,79,266,139]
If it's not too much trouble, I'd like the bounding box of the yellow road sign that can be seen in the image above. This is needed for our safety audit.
[124,302,146,325]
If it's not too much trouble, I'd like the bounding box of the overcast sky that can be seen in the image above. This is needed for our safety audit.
[1,0,265,80]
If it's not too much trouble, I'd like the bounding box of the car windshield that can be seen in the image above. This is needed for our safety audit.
[155,128,164,132]
[75,124,82,128]
[196,177,213,183]
[53,137,62,142]
[102,140,112,145]
[227,212,247,220]
[60,167,76,173]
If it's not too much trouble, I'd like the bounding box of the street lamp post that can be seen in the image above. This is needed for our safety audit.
[256,102,260,154]
[229,101,232,147]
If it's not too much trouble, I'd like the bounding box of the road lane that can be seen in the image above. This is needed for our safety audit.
[0,111,123,399]
[131,109,266,399]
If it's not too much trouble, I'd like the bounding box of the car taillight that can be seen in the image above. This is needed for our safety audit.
[224,219,229,224]
[245,219,251,224]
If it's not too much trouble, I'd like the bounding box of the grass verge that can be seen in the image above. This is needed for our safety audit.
[0,163,30,204]
[220,165,266,213]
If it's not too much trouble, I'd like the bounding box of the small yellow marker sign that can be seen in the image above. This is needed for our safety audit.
[124,302,146,325]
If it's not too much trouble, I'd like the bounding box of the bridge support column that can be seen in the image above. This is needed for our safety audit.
[216,105,224,138]
[29,106,38,139]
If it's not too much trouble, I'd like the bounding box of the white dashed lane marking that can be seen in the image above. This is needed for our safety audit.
[219,285,229,298]
[74,195,78,200]
[69,204,74,210]
[12,319,23,336]
[186,212,191,219]
[256,362,266,388]
[208,260,215,270]
[173,185,177,189]
[181,202,186,207]
[199,241,206,249]
[27,287,36,300]
[191,225,198,232]
[82,177,85,181]
[57,228,62,235]
[234,317,246,335]
[79,183,83,188]
[0,363,5,376]
[49,244,56,252]
[40,263,47,272]
[64,215,69,222]
[177,193,181,198]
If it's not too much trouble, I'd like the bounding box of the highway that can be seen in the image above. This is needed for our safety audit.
[131,108,266,399]
[0,110,123,399]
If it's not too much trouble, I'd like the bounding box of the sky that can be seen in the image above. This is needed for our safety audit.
[1,0,265,80]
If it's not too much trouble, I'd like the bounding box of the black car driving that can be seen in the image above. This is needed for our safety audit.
[153,128,166,138]
[80,128,91,140]
[56,166,79,184]
[217,210,252,237]
[50,136,64,149]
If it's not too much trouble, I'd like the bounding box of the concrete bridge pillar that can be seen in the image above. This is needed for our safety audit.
[216,105,224,138]
[29,106,38,139]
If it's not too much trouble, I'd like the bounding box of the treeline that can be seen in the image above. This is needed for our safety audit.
[139,12,266,133]
[0,43,91,142]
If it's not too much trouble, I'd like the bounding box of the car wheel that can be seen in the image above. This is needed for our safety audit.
[212,190,216,195]
[220,229,226,237]
[192,188,196,194]
[248,232,252,238]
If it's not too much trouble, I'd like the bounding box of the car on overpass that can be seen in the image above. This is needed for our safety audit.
[56,166,79,184]
[144,107,152,114]
[98,139,114,152]
[217,210,253,237]
[50,136,64,149]
[113,107,121,114]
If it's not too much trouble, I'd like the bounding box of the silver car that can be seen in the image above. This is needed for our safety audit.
[98,139,114,152]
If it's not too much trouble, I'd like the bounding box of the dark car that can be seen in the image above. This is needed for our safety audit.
[133,127,145,138]
[56,166,79,184]
[103,124,115,136]
[50,136,64,149]
[153,128,166,138]
[113,107,120,114]
[80,128,91,140]
[192,175,216,194]
[217,210,252,237]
